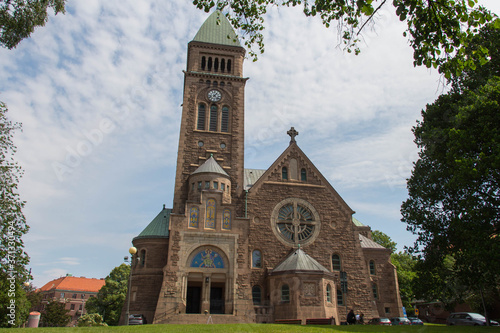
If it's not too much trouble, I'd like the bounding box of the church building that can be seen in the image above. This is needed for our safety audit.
[121,11,403,325]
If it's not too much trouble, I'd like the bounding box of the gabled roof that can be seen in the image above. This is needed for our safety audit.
[192,155,229,177]
[247,141,354,215]
[272,248,330,274]
[134,206,171,240]
[193,11,241,47]
[359,234,388,249]
[352,216,365,227]
[38,276,105,293]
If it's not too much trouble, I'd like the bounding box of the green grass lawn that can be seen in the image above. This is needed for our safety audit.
[2,324,500,333]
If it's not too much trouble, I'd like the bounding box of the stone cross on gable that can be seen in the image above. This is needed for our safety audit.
[287,127,299,144]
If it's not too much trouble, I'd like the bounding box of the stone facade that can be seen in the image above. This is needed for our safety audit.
[121,11,403,325]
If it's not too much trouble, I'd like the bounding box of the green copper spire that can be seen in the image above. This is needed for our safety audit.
[193,11,241,47]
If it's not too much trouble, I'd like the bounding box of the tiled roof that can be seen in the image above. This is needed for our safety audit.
[272,248,330,273]
[193,11,241,47]
[191,156,229,177]
[244,168,266,189]
[38,276,105,293]
[359,234,387,249]
[134,207,171,240]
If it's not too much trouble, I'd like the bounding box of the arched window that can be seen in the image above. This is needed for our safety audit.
[208,57,212,71]
[372,283,378,299]
[369,260,376,275]
[252,250,262,268]
[252,286,262,305]
[209,105,218,132]
[197,104,206,130]
[332,254,341,271]
[326,284,332,303]
[140,249,146,267]
[282,167,288,180]
[227,59,232,73]
[281,284,290,302]
[214,58,219,72]
[301,168,307,181]
[205,199,216,229]
[337,288,344,305]
[221,59,226,72]
[221,106,229,132]
[201,56,206,70]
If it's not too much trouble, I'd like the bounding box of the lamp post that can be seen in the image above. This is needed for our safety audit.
[125,246,137,326]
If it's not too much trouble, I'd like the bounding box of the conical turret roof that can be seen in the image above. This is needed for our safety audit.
[133,206,171,240]
[272,248,330,273]
[191,155,229,177]
[193,11,241,47]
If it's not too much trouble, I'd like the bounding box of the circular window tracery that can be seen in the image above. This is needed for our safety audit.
[271,198,320,246]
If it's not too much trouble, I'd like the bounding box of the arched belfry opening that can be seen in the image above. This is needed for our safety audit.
[184,246,231,315]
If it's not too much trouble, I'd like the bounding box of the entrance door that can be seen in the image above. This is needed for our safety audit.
[186,286,201,313]
[210,286,224,314]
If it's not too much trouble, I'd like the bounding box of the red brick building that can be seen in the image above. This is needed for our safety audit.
[122,11,403,325]
[37,275,105,326]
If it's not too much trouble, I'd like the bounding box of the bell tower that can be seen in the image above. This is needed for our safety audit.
[172,11,247,215]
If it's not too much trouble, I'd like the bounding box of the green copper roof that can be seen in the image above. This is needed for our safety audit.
[192,156,229,177]
[272,248,330,273]
[193,11,241,47]
[134,206,171,240]
[244,168,266,189]
[352,216,365,227]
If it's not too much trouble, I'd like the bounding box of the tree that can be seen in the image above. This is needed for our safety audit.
[0,274,30,327]
[402,23,500,320]
[192,0,498,78]
[41,300,71,327]
[0,0,66,49]
[77,313,107,327]
[371,230,397,252]
[85,263,130,326]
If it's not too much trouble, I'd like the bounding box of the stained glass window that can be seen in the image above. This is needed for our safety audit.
[190,248,224,268]
[189,207,199,228]
[222,209,231,230]
[205,199,216,229]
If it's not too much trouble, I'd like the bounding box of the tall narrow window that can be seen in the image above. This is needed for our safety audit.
[372,283,378,299]
[332,254,341,271]
[140,249,146,267]
[281,284,290,302]
[222,209,231,230]
[209,105,218,132]
[205,199,216,229]
[252,250,262,268]
[369,260,376,275]
[252,286,262,305]
[301,168,307,181]
[189,207,199,228]
[326,284,332,303]
[227,59,231,72]
[337,289,344,305]
[221,59,226,72]
[221,106,229,132]
[208,57,212,71]
[214,58,219,72]
[282,167,288,180]
[197,104,206,130]
[201,56,206,70]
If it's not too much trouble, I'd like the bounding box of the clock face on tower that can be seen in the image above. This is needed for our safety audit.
[208,89,222,102]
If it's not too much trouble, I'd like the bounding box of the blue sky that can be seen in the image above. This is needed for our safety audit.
[1,0,499,288]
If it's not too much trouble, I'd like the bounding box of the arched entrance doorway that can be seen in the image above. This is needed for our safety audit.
[185,246,231,315]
